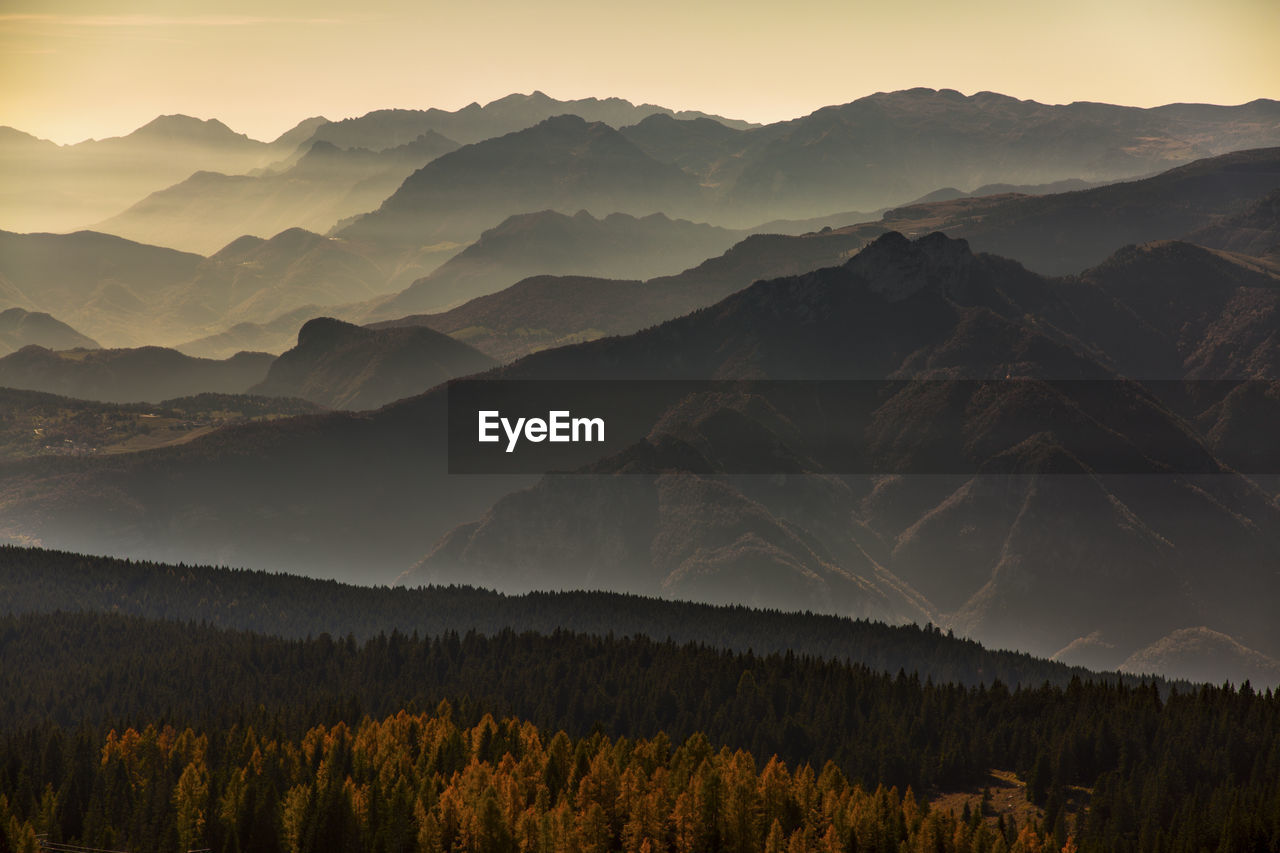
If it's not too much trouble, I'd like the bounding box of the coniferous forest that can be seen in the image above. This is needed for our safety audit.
[0,591,1278,851]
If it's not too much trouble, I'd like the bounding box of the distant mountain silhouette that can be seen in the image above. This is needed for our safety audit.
[95,133,460,254]
[249,317,493,410]
[718,89,1280,222]
[0,114,301,233]
[301,91,756,150]
[0,308,99,355]
[367,210,743,319]
[0,345,273,403]
[336,115,708,248]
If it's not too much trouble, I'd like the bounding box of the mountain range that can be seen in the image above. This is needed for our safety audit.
[3,231,1279,686]
[7,89,1278,262]
[5,89,1280,689]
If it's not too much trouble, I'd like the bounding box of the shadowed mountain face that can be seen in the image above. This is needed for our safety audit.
[249,317,494,410]
[94,133,460,254]
[366,209,743,319]
[336,115,709,248]
[0,345,274,404]
[374,225,872,361]
[0,308,99,355]
[4,233,1280,686]
[867,147,1280,274]
[405,233,1280,672]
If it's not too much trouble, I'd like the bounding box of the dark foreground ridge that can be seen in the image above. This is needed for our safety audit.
[1,543,1122,689]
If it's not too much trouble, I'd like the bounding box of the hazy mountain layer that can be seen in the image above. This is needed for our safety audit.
[375,225,871,361]
[336,115,709,248]
[174,305,329,360]
[0,115,311,233]
[0,228,448,348]
[366,209,743,319]
[94,133,460,254]
[0,230,204,347]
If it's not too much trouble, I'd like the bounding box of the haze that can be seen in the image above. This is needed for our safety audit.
[3,0,1277,145]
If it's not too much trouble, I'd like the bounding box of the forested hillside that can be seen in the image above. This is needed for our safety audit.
[1,545,1106,688]
[0,611,1277,852]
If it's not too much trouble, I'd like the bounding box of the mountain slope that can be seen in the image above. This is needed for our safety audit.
[248,317,494,410]
[409,233,1280,666]
[0,230,204,346]
[871,147,1280,274]
[1187,187,1280,267]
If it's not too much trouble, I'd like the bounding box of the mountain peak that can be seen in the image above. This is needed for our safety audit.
[296,316,363,348]
[846,231,975,301]
[130,114,244,143]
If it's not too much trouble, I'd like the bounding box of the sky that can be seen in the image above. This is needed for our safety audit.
[2,0,1278,145]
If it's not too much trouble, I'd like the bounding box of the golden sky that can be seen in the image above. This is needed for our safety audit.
[3,0,1278,144]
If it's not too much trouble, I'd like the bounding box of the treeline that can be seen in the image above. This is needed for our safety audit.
[2,612,1279,850]
[0,545,1114,689]
[0,710,1058,853]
